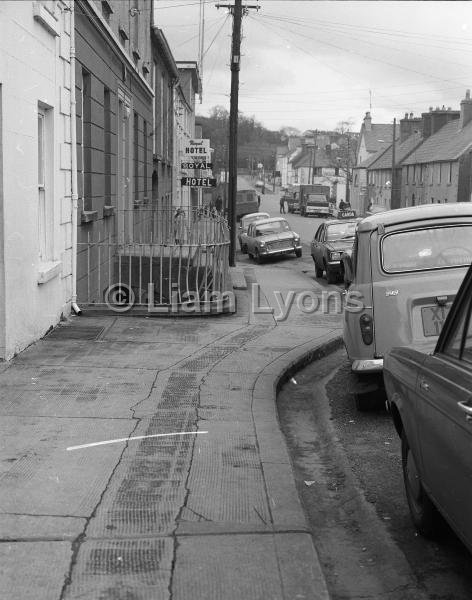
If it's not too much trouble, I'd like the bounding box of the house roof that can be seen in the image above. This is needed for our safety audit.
[355,144,390,169]
[291,149,335,169]
[402,119,472,165]
[369,132,423,170]
[363,123,399,154]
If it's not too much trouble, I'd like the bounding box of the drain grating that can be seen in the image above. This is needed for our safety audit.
[46,325,104,340]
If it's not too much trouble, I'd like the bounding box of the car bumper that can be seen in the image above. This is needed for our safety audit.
[351,358,384,373]
[261,244,301,256]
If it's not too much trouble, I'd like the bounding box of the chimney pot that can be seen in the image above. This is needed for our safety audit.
[410,112,413,118]
[467,89,471,100]
[404,112,408,119]
[435,106,440,111]
[429,106,433,112]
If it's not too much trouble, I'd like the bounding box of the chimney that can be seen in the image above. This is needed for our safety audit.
[460,89,472,129]
[422,106,460,139]
[400,113,423,143]
[364,111,372,132]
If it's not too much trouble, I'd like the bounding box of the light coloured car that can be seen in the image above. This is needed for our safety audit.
[238,212,270,252]
[245,217,302,263]
[343,204,472,404]
[384,263,472,549]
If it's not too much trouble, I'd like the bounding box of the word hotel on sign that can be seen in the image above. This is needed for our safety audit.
[184,146,208,155]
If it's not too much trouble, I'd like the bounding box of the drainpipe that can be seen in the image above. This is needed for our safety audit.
[69,1,81,315]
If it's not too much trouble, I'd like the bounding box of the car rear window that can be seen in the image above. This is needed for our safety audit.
[381,224,472,273]
[326,222,358,241]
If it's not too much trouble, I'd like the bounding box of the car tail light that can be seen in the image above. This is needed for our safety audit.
[359,313,373,345]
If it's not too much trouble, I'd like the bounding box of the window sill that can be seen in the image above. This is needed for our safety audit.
[81,210,98,224]
[33,2,59,36]
[38,260,62,285]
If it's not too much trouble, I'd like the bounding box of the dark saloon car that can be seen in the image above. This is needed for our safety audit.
[384,262,472,550]
[310,218,361,283]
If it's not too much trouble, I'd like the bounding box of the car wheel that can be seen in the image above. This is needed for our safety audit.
[324,261,337,284]
[295,249,302,258]
[242,244,248,254]
[254,248,263,264]
[402,431,442,537]
[314,261,323,277]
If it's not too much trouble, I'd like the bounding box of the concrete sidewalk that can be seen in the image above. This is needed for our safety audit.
[0,266,342,600]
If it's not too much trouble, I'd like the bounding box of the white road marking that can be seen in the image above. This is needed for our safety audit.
[67,431,208,451]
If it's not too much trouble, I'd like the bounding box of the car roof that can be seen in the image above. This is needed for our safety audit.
[253,217,289,226]
[242,212,270,220]
[358,203,472,232]
[325,218,363,226]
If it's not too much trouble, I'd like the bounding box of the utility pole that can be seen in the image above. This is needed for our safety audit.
[310,130,318,184]
[217,1,259,266]
[346,132,351,205]
[390,118,396,209]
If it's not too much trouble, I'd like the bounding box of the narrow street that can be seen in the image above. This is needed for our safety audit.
[278,350,472,600]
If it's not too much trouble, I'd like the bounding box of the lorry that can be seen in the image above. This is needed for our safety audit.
[299,185,331,217]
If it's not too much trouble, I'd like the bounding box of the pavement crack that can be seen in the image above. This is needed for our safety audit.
[252,506,268,525]
[58,418,141,600]
[183,507,212,522]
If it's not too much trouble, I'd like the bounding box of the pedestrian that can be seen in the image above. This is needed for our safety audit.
[174,208,186,244]
[339,199,346,211]
[279,195,286,214]
[257,194,261,210]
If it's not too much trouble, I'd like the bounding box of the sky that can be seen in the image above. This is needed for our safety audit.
[154,1,472,134]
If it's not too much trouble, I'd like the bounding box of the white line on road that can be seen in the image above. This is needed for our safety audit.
[66,431,208,451]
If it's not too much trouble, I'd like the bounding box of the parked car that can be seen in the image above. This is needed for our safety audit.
[245,217,302,263]
[384,262,472,550]
[343,204,472,388]
[238,212,270,252]
[311,218,361,283]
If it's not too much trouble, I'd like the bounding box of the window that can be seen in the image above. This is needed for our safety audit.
[429,165,433,185]
[101,0,113,22]
[37,106,53,261]
[442,290,472,364]
[438,163,442,184]
[104,88,111,205]
[81,70,92,211]
[143,120,148,198]
[448,162,453,184]
[134,111,139,201]
[381,225,472,273]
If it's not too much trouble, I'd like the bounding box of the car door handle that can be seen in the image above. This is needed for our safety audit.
[458,400,472,422]
[419,379,430,391]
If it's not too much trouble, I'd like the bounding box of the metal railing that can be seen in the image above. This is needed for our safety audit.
[77,207,231,312]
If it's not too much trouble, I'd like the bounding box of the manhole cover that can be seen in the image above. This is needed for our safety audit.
[46,325,104,340]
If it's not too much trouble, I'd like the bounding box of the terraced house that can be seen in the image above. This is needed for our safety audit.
[401,94,472,206]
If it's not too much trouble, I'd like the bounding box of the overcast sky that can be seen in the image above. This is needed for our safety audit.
[154,1,472,133]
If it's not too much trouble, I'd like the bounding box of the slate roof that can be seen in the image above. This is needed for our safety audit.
[363,123,399,154]
[402,119,472,165]
[291,149,335,169]
[355,144,390,169]
[369,132,423,170]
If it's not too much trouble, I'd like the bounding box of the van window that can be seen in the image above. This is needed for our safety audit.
[381,225,472,273]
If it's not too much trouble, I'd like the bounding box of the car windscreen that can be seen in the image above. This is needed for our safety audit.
[381,225,472,273]
[255,221,291,235]
[307,195,328,206]
[326,222,358,241]
[243,214,268,228]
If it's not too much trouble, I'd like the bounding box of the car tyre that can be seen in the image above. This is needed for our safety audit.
[401,431,442,537]
[314,261,323,277]
[242,244,248,254]
[295,249,302,258]
[254,248,263,264]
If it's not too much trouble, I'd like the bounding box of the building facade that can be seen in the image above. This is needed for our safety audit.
[74,0,154,302]
[0,0,73,360]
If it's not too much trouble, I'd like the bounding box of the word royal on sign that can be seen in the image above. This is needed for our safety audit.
[181,177,216,187]
[181,161,213,170]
